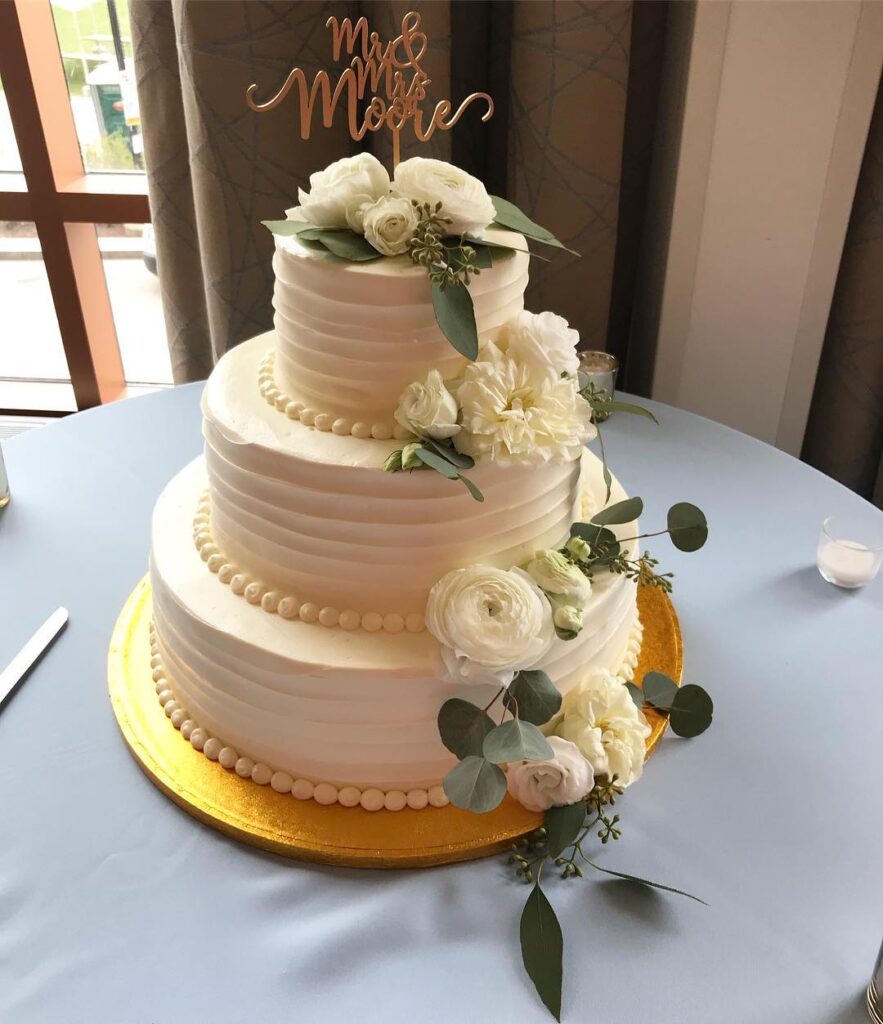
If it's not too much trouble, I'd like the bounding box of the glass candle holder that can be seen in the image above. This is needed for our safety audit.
[0,443,9,509]
[578,351,619,422]
[816,515,882,589]
[868,936,883,1023]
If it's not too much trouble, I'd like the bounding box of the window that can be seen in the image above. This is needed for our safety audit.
[0,0,169,415]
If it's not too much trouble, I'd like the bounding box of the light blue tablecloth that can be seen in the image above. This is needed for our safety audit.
[1,385,881,1024]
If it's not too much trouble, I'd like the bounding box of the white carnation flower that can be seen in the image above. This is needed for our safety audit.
[394,369,460,440]
[393,157,496,236]
[295,153,390,230]
[554,669,651,788]
[506,737,593,812]
[362,194,419,256]
[455,341,595,466]
[525,549,591,603]
[504,310,581,376]
[426,565,554,686]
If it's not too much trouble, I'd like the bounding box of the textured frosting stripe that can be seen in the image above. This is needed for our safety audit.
[271,228,529,423]
[201,334,584,612]
[150,458,640,790]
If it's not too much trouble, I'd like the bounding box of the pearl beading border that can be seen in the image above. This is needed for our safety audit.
[258,350,410,442]
[193,492,427,634]
[148,621,450,812]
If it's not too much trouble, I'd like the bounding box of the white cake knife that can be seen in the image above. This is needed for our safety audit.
[0,607,68,713]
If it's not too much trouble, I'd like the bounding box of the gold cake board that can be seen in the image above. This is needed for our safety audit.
[108,578,683,869]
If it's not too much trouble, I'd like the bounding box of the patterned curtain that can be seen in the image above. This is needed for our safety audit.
[130,0,637,382]
[802,77,883,508]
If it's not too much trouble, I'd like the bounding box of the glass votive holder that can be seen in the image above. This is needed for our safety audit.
[578,351,619,422]
[868,935,883,1022]
[816,515,882,589]
[0,442,9,509]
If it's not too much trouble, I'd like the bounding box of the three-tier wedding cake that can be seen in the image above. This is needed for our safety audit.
[147,154,646,815]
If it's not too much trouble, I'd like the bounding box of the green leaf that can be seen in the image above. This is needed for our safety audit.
[503,670,562,727]
[419,436,475,469]
[462,235,549,261]
[605,400,659,424]
[569,523,621,565]
[437,698,495,759]
[669,684,714,738]
[457,472,485,503]
[590,496,644,526]
[581,857,708,905]
[442,756,507,813]
[625,682,645,708]
[491,195,580,257]
[414,446,460,479]
[262,219,316,236]
[642,671,680,710]
[431,280,479,360]
[483,719,553,765]
[667,502,708,552]
[303,228,382,261]
[521,884,564,1021]
[544,802,587,858]
[468,244,494,269]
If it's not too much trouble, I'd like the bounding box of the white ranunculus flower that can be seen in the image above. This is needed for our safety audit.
[295,153,390,230]
[506,737,593,813]
[426,565,554,686]
[393,157,496,236]
[554,669,651,788]
[525,549,591,603]
[362,195,419,256]
[504,310,581,376]
[394,369,461,440]
[553,603,584,634]
[455,341,595,466]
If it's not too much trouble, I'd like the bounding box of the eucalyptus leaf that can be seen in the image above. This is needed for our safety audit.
[606,400,659,423]
[305,228,382,261]
[590,496,644,526]
[261,219,316,236]
[642,671,680,710]
[503,670,562,727]
[468,244,494,270]
[457,472,485,503]
[555,626,579,642]
[437,698,495,759]
[667,502,708,552]
[419,436,475,469]
[669,684,714,738]
[491,195,580,257]
[414,447,460,479]
[462,235,549,261]
[625,682,645,708]
[431,280,478,360]
[521,884,564,1021]
[483,719,553,765]
[581,857,708,905]
[544,801,587,859]
[569,523,621,565]
[443,756,507,813]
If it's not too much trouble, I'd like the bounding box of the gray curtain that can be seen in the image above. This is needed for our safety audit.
[131,0,639,383]
[802,76,883,508]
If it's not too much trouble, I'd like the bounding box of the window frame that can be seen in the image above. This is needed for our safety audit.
[0,0,151,413]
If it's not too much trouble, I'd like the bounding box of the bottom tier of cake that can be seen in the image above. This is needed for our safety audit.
[149,458,642,806]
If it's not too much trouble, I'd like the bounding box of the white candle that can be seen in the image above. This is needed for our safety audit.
[817,539,878,588]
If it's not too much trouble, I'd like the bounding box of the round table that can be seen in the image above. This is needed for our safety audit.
[1,384,881,1024]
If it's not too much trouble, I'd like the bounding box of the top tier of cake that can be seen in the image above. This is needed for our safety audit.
[272,229,529,428]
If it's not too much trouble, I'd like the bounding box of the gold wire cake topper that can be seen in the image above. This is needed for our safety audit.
[245,10,494,167]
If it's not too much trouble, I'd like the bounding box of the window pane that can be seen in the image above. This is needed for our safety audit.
[97,223,172,385]
[51,0,144,174]
[0,221,76,411]
[0,71,24,174]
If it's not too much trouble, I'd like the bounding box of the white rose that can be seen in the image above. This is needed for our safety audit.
[506,737,593,812]
[554,669,651,788]
[456,341,595,466]
[504,310,581,376]
[362,195,419,256]
[295,153,390,230]
[426,565,554,686]
[525,549,591,603]
[394,369,461,440]
[393,157,496,236]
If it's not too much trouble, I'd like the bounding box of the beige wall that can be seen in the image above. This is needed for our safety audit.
[642,0,883,455]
